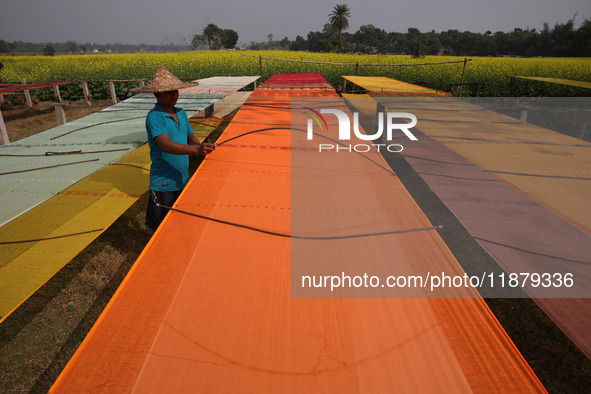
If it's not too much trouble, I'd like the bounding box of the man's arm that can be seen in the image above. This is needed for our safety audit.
[155,134,215,155]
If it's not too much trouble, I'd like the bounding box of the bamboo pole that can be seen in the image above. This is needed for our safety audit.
[53,85,63,103]
[538,81,545,98]
[0,108,9,146]
[241,53,471,68]
[53,85,67,125]
[108,81,117,104]
[21,79,32,108]
[457,58,468,97]
[509,76,517,96]
[81,80,91,105]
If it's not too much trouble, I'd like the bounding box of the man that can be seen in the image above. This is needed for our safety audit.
[131,66,215,230]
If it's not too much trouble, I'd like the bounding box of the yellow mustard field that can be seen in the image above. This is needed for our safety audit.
[1,51,590,97]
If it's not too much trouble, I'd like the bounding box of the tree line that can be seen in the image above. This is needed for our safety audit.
[0,40,190,55]
[255,17,591,57]
[1,12,590,57]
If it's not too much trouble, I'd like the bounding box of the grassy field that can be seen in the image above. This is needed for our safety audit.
[1,51,591,101]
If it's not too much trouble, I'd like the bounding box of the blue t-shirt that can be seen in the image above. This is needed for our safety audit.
[146,104,194,191]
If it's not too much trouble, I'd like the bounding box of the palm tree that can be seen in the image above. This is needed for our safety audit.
[329,4,351,52]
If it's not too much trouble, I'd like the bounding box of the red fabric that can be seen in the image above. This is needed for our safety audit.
[0,81,75,95]
[259,72,333,89]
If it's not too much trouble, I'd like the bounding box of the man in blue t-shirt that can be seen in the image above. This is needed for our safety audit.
[132,66,215,230]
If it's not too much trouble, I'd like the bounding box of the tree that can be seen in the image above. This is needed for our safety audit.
[0,40,10,54]
[328,4,351,52]
[280,36,290,49]
[193,24,239,50]
[43,44,56,56]
[222,29,239,49]
[549,17,576,56]
[67,41,77,53]
[203,23,224,50]
[573,18,591,56]
[191,34,207,50]
[407,39,426,58]
[289,35,307,51]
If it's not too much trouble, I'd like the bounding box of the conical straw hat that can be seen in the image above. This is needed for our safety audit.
[131,66,199,93]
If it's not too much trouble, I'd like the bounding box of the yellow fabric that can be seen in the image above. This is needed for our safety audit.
[0,146,150,322]
[341,93,377,117]
[343,76,451,96]
[511,76,591,90]
[189,118,222,143]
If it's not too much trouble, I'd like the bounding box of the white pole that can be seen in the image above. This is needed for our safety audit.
[53,85,67,125]
[55,104,67,126]
[81,80,91,105]
[0,108,9,146]
[108,81,117,104]
[22,79,32,108]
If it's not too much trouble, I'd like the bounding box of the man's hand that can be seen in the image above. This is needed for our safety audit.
[198,143,216,155]
[155,134,216,156]
[188,134,215,156]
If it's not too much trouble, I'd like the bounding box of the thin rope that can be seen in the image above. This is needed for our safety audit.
[216,126,397,177]
[474,237,591,266]
[0,148,130,157]
[241,53,470,68]
[0,158,99,176]
[429,134,591,148]
[0,228,104,245]
[101,107,213,112]
[158,204,441,240]
[49,102,110,108]
[241,101,345,111]
[481,169,591,181]
[401,154,475,166]
[417,171,498,182]
[419,118,522,125]
[110,163,150,170]
[50,116,146,140]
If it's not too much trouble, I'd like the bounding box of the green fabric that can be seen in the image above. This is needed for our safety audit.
[0,94,222,226]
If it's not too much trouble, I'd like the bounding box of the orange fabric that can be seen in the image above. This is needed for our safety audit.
[51,75,544,393]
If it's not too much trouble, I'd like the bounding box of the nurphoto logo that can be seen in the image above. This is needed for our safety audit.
[305,108,418,153]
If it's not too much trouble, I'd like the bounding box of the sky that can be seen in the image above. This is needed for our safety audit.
[1,0,590,46]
